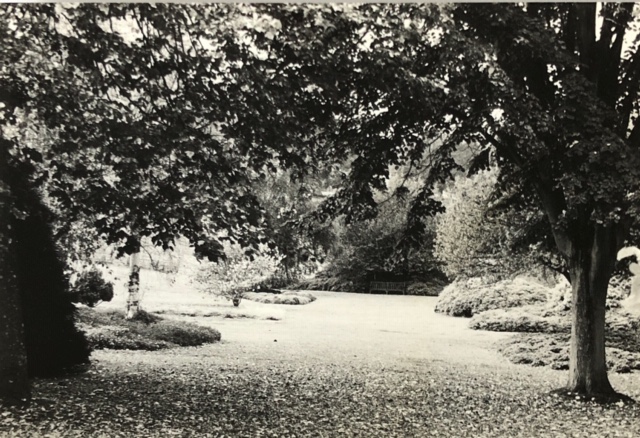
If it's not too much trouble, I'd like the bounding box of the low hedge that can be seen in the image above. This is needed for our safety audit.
[292,276,362,292]
[469,308,569,333]
[243,291,317,305]
[76,308,221,350]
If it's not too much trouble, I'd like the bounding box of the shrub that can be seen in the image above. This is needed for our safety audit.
[406,281,445,296]
[544,276,632,315]
[129,309,162,325]
[499,332,640,373]
[469,308,569,333]
[499,333,570,370]
[606,311,640,353]
[292,276,361,292]
[11,181,90,376]
[69,268,114,307]
[76,308,221,350]
[196,242,282,306]
[243,291,317,305]
[136,321,221,347]
[434,277,547,317]
[87,330,173,351]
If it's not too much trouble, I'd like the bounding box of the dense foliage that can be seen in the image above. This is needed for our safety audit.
[10,170,90,377]
[69,269,114,307]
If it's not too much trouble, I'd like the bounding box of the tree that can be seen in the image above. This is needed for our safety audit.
[1,3,334,397]
[438,3,640,397]
[196,242,281,306]
[434,165,559,282]
[253,170,338,286]
[239,3,640,397]
[434,167,504,279]
[0,3,287,397]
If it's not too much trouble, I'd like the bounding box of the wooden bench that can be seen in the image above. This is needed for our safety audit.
[369,281,407,294]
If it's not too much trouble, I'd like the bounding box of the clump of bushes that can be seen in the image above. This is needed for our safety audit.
[69,268,114,307]
[499,333,640,373]
[499,333,570,370]
[544,277,631,314]
[406,280,446,296]
[243,291,317,305]
[469,308,569,333]
[76,308,221,350]
[11,180,91,376]
[87,329,174,351]
[292,276,361,292]
[434,277,547,317]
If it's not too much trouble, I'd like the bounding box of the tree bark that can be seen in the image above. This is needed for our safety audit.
[126,250,142,320]
[567,226,616,395]
[0,179,30,404]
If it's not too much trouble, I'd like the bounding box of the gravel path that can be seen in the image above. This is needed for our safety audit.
[3,292,640,437]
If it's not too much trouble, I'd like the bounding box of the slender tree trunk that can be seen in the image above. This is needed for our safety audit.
[567,227,616,395]
[126,250,141,320]
[0,180,30,404]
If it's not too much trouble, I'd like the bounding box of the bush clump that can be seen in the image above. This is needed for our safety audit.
[434,277,547,317]
[469,308,569,333]
[292,276,361,292]
[11,179,91,376]
[543,276,632,315]
[499,332,640,373]
[76,308,221,350]
[499,333,570,370]
[243,291,317,305]
[69,268,114,307]
[87,329,174,351]
[406,281,445,296]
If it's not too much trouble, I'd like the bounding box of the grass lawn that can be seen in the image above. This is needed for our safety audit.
[2,280,640,436]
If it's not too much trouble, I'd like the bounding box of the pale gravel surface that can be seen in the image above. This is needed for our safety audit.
[2,292,640,437]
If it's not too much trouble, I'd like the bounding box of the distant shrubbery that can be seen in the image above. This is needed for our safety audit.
[292,275,361,292]
[434,277,547,317]
[69,268,114,307]
[76,308,221,350]
[244,291,316,305]
[406,280,446,296]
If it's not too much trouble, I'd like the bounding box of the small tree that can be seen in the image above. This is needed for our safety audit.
[197,243,281,306]
[435,167,503,280]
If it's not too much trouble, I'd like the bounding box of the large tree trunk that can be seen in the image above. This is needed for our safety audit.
[126,250,142,320]
[567,226,616,395]
[0,180,30,404]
